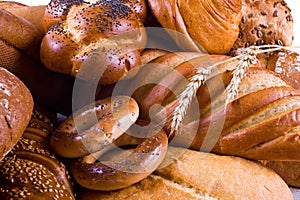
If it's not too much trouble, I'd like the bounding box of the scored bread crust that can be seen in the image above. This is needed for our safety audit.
[77,147,293,200]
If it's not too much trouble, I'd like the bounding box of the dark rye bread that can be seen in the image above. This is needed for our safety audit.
[231,0,293,53]
[0,108,75,199]
[77,147,293,200]
[0,67,33,161]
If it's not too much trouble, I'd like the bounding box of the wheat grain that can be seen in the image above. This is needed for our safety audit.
[170,45,300,137]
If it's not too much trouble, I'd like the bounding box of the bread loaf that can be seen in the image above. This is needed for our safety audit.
[0,8,43,60]
[77,147,293,200]
[0,67,33,161]
[266,50,300,90]
[262,160,300,187]
[0,7,75,115]
[147,0,242,54]
[117,49,300,161]
[41,0,147,85]
[0,1,46,33]
[0,107,75,199]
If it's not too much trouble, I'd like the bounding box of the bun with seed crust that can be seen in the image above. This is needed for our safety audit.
[0,108,75,199]
[41,0,147,85]
[231,0,294,53]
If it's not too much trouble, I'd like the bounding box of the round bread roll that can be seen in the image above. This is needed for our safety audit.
[0,107,75,199]
[231,0,294,53]
[77,147,293,200]
[0,67,33,161]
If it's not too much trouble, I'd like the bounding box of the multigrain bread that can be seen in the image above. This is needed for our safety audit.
[231,0,294,53]
[0,107,75,199]
[0,67,33,161]
[77,147,293,200]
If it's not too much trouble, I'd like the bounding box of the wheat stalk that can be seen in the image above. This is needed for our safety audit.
[170,45,300,137]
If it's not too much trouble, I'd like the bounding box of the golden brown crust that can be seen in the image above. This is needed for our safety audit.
[0,9,43,60]
[262,160,300,187]
[147,0,242,54]
[41,0,147,85]
[77,147,293,200]
[0,1,46,33]
[231,0,293,52]
[0,108,75,199]
[267,50,300,90]
[0,67,33,161]
[70,130,168,191]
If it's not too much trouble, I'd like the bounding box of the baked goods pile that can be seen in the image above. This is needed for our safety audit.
[0,0,300,199]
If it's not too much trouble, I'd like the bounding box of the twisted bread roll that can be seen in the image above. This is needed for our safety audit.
[0,67,33,161]
[0,107,75,199]
[41,0,147,85]
[147,0,242,54]
[77,147,293,200]
[50,96,168,191]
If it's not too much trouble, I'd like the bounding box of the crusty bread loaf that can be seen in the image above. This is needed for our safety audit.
[147,0,242,54]
[0,8,43,60]
[266,50,300,90]
[0,67,33,161]
[231,0,294,53]
[0,107,76,199]
[0,1,46,33]
[118,49,300,160]
[77,147,293,200]
[261,160,300,187]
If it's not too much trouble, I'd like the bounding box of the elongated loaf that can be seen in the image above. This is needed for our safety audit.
[118,50,300,161]
[77,147,293,200]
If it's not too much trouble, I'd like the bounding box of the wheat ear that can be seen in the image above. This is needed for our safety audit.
[170,45,300,137]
